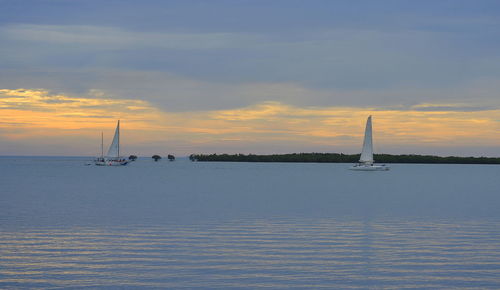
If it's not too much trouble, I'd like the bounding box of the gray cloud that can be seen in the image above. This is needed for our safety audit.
[1,20,500,112]
[2,23,499,88]
[1,67,500,113]
[411,105,498,112]
[1,24,263,50]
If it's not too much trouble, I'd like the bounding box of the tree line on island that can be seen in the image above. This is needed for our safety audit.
[188,153,500,164]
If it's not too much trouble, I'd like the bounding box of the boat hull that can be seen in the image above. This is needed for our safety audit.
[349,164,389,171]
[94,158,128,166]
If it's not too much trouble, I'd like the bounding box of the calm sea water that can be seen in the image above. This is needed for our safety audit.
[1,157,500,288]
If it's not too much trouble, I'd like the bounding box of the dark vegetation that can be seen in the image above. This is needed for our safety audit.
[128,155,137,161]
[152,155,162,162]
[168,154,175,161]
[189,153,500,164]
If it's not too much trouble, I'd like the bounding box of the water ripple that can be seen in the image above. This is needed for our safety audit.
[1,219,500,288]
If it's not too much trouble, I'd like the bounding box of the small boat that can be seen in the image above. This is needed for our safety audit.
[95,120,128,166]
[349,116,389,171]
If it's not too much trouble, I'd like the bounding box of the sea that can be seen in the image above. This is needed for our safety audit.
[1,156,500,289]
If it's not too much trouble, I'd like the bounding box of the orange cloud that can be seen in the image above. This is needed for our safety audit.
[206,102,500,147]
[1,89,499,155]
[0,89,162,134]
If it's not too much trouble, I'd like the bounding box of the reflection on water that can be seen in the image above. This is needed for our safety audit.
[2,158,500,288]
[2,218,500,288]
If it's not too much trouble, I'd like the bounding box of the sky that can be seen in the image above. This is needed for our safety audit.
[1,0,499,156]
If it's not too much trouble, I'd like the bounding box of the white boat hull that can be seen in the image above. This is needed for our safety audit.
[94,158,128,166]
[349,164,389,171]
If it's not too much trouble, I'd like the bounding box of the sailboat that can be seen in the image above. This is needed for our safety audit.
[94,120,128,166]
[349,116,389,171]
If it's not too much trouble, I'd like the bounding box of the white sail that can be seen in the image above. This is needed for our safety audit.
[359,115,373,164]
[106,120,120,158]
[349,115,389,171]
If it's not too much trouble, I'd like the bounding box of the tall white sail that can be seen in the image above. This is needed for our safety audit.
[106,120,120,158]
[359,116,373,164]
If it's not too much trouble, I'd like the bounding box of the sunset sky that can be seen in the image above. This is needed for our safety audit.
[1,0,499,156]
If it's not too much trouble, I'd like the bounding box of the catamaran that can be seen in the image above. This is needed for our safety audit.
[94,120,128,166]
[349,116,389,171]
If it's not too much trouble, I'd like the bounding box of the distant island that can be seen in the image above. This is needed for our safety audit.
[189,153,500,164]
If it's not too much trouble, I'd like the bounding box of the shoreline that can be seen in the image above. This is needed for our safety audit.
[189,153,500,164]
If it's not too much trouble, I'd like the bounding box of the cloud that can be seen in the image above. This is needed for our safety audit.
[1,24,262,50]
[0,89,163,133]
[2,88,499,156]
[3,22,499,90]
[2,2,500,156]
[410,103,498,112]
[3,67,500,115]
[0,68,333,111]
[2,22,500,114]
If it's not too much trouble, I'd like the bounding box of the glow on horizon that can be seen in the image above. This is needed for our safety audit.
[0,89,499,156]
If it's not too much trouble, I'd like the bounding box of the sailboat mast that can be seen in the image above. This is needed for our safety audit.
[101,132,104,158]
